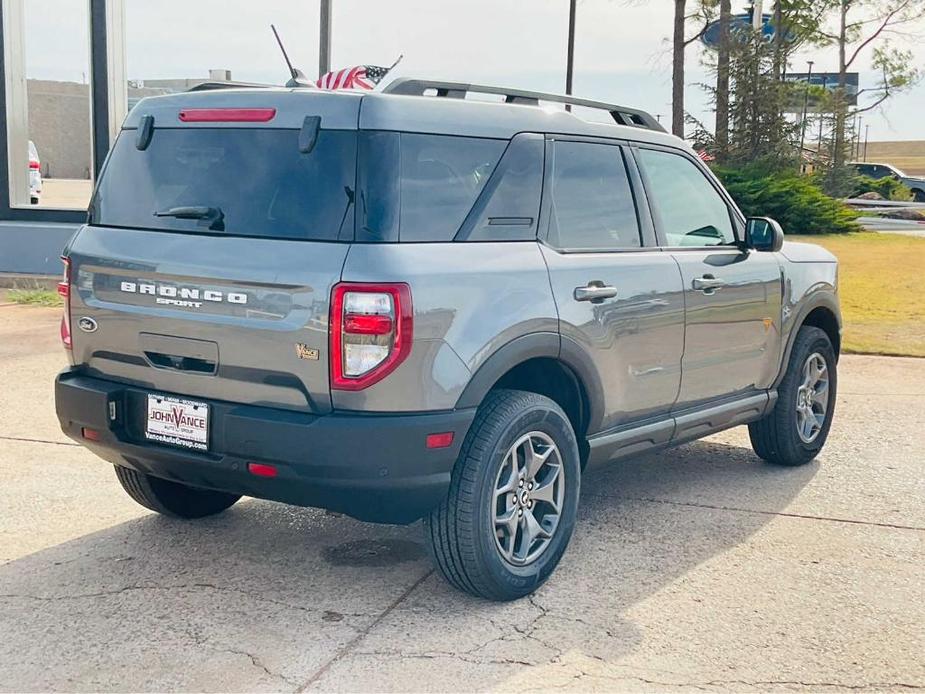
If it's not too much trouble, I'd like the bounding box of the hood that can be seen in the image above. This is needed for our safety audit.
[780,240,837,263]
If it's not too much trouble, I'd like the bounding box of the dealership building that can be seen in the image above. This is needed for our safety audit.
[0,0,252,276]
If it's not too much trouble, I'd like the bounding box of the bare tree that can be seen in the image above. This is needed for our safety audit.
[824,0,922,167]
[672,0,687,137]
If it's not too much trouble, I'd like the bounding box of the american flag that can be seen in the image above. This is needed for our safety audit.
[696,149,715,162]
[316,64,391,90]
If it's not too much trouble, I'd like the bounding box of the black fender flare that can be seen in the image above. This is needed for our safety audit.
[455,332,605,434]
[774,291,841,388]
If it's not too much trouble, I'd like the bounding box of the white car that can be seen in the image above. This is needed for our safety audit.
[29,140,42,204]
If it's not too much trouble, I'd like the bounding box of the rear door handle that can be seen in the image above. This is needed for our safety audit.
[692,275,726,292]
[574,282,618,303]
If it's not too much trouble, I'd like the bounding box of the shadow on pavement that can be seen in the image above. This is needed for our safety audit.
[0,438,817,691]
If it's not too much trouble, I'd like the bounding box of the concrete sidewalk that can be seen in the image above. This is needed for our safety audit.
[0,303,922,692]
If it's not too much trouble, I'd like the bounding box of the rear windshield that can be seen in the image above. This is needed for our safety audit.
[91,128,357,241]
[91,127,520,243]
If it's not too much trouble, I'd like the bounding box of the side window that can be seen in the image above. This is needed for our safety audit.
[463,135,544,242]
[636,148,736,247]
[547,141,641,251]
[399,134,505,242]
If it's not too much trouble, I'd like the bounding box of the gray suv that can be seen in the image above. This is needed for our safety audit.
[55,79,841,601]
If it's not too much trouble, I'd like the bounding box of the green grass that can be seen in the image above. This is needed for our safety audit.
[7,288,63,307]
[789,233,925,357]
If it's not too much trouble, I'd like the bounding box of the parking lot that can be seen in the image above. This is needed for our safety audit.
[0,299,922,693]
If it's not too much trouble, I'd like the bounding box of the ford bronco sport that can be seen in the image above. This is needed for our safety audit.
[55,79,840,601]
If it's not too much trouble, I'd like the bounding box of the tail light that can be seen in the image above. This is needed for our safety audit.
[330,283,412,390]
[58,256,71,350]
[29,159,40,170]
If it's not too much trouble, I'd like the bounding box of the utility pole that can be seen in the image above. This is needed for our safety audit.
[319,0,332,77]
[798,60,814,170]
[565,0,576,110]
[863,125,870,162]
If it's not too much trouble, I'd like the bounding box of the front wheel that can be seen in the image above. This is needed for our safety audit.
[749,326,837,466]
[424,389,581,601]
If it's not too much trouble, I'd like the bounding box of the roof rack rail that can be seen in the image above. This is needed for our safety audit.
[382,78,665,133]
[187,81,280,92]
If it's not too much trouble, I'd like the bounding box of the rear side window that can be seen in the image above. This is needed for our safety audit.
[357,133,505,242]
[461,134,544,242]
[547,141,641,251]
[636,147,736,247]
[91,128,356,241]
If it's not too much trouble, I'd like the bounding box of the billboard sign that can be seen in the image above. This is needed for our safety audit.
[784,72,859,112]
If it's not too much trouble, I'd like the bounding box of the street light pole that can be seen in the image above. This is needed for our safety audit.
[817,75,827,159]
[863,125,870,162]
[565,0,576,111]
[855,115,863,160]
[319,0,332,78]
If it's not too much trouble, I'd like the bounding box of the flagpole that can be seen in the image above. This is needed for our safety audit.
[565,0,576,111]
[319,0,332,77]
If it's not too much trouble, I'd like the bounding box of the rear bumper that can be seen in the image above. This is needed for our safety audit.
[55,369,475,523]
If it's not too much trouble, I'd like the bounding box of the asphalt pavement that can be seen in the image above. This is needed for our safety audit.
[0,301,922,692]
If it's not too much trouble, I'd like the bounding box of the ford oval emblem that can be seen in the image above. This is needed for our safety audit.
[77,316,98,333]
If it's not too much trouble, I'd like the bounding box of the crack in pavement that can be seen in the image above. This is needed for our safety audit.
[0,434,79,447]
[295,569,434,692]
[0,582,372,623]
[603,495,925,532]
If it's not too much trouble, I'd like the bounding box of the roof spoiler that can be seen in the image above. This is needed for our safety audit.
[382,78,665,133]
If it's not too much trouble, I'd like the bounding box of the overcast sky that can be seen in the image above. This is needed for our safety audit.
[23,0,925,142]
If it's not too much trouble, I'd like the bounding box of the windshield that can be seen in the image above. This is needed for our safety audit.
[90,128,356,241]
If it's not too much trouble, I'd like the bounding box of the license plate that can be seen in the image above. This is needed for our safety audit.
[145,394,209,451]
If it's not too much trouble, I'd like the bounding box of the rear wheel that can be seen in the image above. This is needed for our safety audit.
[749,326,837,466]
[424,389,581,601]
[114,466,240,518]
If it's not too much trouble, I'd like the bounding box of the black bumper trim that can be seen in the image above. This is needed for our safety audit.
[55,369,475,524]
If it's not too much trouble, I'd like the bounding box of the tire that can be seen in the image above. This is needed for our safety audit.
[749,326,837,466]
[424,389,581,601]
[114,465,240,518]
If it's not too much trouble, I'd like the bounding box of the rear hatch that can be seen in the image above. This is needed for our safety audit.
[67,89,362,414]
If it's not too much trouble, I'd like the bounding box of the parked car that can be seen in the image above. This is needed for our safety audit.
[55,79,841,600]
[28,139,42,204]
[851,161,925,202]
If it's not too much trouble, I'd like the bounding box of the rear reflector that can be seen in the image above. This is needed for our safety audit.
[178,108,277,123]
[426,432,454,449]
[247,462,278,478]
[81,427,101,441]
[29,160,40,170]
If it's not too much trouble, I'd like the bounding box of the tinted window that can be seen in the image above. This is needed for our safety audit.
[399,134,504,242]
[547,141,640,250]
[91,128,356,241]
[463,134,544,242]
[636,148,735,247]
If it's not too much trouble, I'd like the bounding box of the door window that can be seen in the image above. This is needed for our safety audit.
[547,141,641,251]
[636,148,736,247]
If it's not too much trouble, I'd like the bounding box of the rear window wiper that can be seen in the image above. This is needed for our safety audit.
[154,206,225,231]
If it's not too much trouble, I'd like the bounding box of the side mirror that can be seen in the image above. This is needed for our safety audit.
[745,217,784,252]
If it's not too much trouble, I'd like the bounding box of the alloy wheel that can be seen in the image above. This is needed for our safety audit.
[492,431,565,566]
[796,352,829,443]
